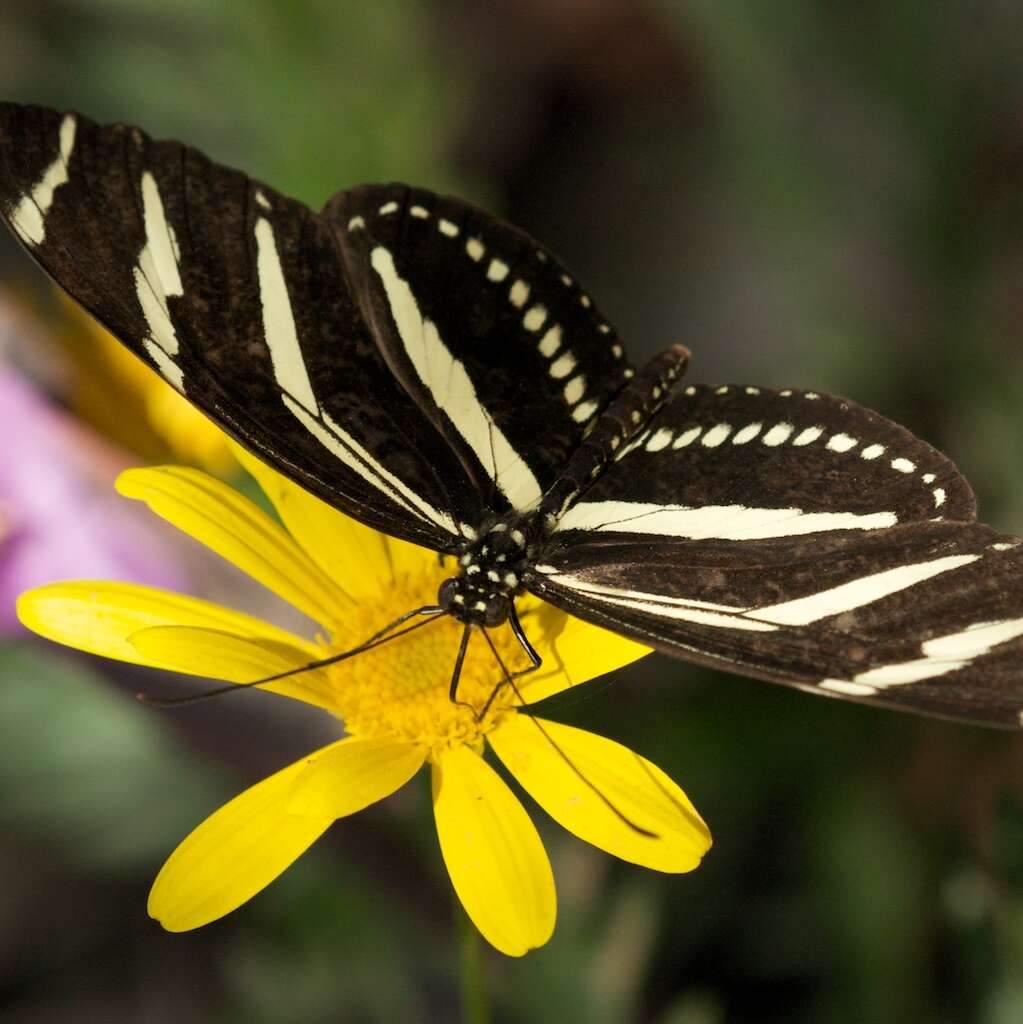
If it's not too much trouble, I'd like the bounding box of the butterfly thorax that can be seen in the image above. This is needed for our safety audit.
[438,520,538,626]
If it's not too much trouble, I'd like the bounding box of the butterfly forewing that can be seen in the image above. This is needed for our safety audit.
[0,103,486,548]
[325,183,634,514]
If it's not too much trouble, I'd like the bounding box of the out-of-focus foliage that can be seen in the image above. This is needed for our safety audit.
[1,1,1023,1021]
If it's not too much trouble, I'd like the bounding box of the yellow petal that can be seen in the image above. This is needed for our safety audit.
[129,625,334,710]
[149,747,338,931]
[17,582,310,669]
[489,715,711,873]
[116,465,347,626]
[431,744,555,956]
[285,736,425,817]
[232,443,437,603]
[515,598,651,703]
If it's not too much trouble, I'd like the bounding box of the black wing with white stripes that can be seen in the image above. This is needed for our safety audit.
[529,383,1023,727]
[0,104,631,546]
[327,184,633,514]
[0,103,489,549]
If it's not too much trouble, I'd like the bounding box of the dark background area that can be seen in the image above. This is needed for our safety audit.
[1,2,1023,1021]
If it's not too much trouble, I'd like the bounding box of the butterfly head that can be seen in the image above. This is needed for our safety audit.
[439,521,532,626]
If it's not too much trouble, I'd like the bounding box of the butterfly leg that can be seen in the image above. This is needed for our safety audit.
[447,623,478,713]
[474,604,543,721]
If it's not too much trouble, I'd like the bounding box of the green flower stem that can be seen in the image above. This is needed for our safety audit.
[458,904,490,1024]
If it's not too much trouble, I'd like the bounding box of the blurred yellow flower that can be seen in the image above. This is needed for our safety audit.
[16,449,710,956]
[55,295,234,474]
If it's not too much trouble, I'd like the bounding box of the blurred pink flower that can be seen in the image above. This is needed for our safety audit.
[0,367,187,631]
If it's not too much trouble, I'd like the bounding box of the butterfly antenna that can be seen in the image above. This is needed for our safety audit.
[480,625,657,840]
[138,605,446,708]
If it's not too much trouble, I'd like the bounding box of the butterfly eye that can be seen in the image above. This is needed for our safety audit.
[437,578,459,612]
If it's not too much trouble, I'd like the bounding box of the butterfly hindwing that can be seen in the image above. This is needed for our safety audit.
[526,381,1023,726]
[324,183,635,514]
[0,102,487,548]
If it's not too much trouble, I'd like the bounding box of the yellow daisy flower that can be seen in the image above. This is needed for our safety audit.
[16,448,711,956]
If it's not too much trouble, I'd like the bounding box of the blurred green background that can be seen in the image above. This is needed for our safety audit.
[2,2,1023,1021]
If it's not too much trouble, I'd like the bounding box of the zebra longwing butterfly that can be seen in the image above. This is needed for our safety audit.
[2,102,1022,728]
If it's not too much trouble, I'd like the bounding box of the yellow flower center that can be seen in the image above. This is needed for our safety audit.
[324,559,534,755]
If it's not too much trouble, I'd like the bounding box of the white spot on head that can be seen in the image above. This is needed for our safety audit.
[487,570,500,582]
[672,426,701,448]
[522,305,547,331]
[564,375,586,405]
[539,325,562,358]
[762,423,794,447]
[438,218,459,237]
[793,426,823,446]
[891,458,916,474]
[826,433,858,453]
[466,237,485,261]
[473,601,487,612]
[504,572,518,587]
[701,423,731,447]
[861,444,885,460]
[732,422,762,444]
[510,280,530,307]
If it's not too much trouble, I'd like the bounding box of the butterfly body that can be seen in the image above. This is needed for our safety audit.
[4,102,1023,728]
